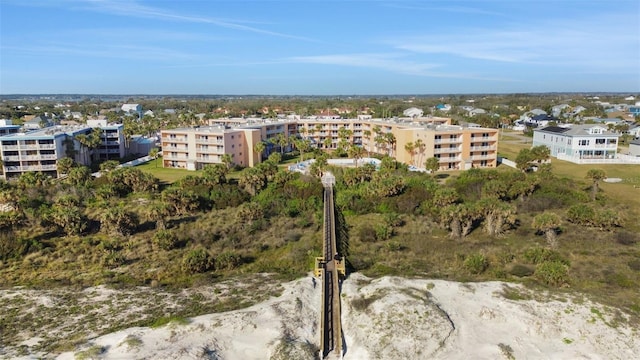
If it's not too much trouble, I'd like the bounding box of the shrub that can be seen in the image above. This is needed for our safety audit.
[153,230,179,250]
[566,204,596,226]
[628,259,640,272]
[616,231,639,246]
[536,261,569,286]
[358,225,377,242]
[216,251,243,270]
[182,249,214,273]
[509,264,535,277]
[523,248,568,266]
[101,251,126,268]
[374,224,393,241]
[464,253,489,275]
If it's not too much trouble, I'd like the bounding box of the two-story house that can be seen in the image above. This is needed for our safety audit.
[532,125,619,160]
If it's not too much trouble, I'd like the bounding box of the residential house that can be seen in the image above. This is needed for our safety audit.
[403,107,424,118]
[532,125,619,160]
[23,116,53,130]
[551,104,570,118]
[629,139,640,157]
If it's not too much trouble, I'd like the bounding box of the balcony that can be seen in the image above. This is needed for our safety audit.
[434,137,462,144]
[471,136,497,142]
[471,155,494,160]
[5,164,57,172]
[163,153,188,160]
[434,147,460,154]
[1,145,19,150]
[2,155,20,161]
[470,145,496,151]
[163,136,188,143]
[438,156,461,162]
[163,145,188,151]
[196,146,224,154]
[195,138,223,144]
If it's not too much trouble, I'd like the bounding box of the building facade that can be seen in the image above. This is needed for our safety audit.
[532,125,619,159]
[160,126,261,170]
[164,117,498,172]
[0,126,92,179]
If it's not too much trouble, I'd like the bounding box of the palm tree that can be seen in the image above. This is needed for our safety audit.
[586,168,606,201]
[254,141,266,160]
[348,145,365,167]
[100,204,139,236]
[238,167,267,195]
[275,133,288,154]
[56,157,75,177]
[404,141,416,166]
[149,148,160,168]
[292,137,311,163]
[532,212,562,248]
[385,132,396,156]
[145,201,171,230]
[221,153,233,170]
[415,139,425,167]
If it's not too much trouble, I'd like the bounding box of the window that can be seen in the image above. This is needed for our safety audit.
[579,139,589,146]
[595,139,605,144]
[567,139,572,145]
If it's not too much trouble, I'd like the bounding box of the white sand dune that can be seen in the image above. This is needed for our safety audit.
[53,274,638,360]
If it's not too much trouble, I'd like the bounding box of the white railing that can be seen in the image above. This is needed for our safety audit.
[5,164,57,171]
[471,155,494,160]
[434,147,460,154]
[557,153,640,164]
[164,136,188,142]
[195,138,223,144]
[163,154,188,160]
[434,138,462,144]
[2,156,20,161]
[196,147,224,153]
[39,144,56,149]
[470,145,496,151]
[2,145,19,150]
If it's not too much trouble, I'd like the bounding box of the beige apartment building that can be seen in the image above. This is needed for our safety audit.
[161,117,498,171]
[160,126,262,170]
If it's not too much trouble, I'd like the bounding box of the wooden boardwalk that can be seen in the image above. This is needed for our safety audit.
[317,172,344,359]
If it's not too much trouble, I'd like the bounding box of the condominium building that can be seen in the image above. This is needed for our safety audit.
[87,119,126,160]
[160,126,261,170]
[0,121,126,180]
[165,116,498,171]
[0,119,20,137]
[0,125,91,179]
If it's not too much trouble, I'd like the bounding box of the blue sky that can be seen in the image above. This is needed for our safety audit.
[1,0,639,95]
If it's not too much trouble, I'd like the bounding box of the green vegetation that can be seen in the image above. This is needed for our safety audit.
[1,126,639,354]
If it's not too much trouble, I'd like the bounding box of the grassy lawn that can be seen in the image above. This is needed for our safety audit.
[135,158,195,184]
[498,130,640,213]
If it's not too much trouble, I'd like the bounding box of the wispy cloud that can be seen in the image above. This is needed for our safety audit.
[382,3,505,17]
[287,53,512,81]
[70,0,315,41]
[390,14,639,71]
[2,42,194,62]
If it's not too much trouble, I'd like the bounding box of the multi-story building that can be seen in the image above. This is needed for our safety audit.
[87,119,126,160]
[0,125,92,179]
[0,119,20,137]
[165,116,498,171]
[160,126,261,170]
[532,125,619,160]
[0,121,127,179]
